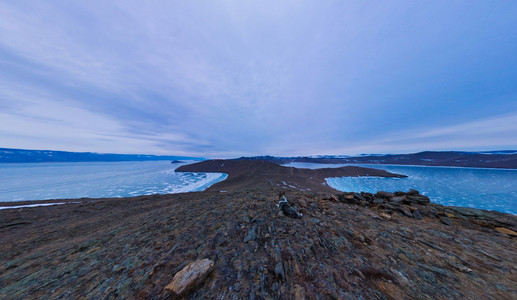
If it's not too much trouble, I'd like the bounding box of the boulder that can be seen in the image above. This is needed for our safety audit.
[390,196,406,203]
[408,189,420,195]
[323,194,339,201]
[440,217,453,226]
[413,210,424,220]
[281,202,302,218]
[406,205,418,212]
[380,203,399,211]
[338,194,355,203]
[165,259,215,296]
[275,261,285,280]
[243,225,257,242]
[373,197,384,204]
[407,195,430,204]
[342,194,355,200]
[377,191,394,198]
[353,193,366,201]
[399,205,413,217]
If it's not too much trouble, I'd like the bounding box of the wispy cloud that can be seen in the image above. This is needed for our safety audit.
[1,1,516,156]
[327,113,517,155]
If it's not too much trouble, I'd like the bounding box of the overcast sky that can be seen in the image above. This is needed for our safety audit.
[1,1,516,157]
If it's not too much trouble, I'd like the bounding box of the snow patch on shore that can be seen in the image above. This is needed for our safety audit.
[0,202,79,210]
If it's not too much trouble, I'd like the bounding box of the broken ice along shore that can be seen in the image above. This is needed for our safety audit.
[0,160,227,203]
[1,159,515,215]
[287,162,517,215]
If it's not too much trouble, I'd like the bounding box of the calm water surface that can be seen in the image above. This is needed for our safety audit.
[0,161,226,202]
[284,162,517,215]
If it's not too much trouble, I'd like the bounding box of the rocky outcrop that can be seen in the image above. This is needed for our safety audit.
[336,189,517,237]
[337,189,431,220]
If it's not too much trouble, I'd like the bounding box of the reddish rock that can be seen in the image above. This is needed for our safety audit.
[297,198,307,208]
[495,227,517,237]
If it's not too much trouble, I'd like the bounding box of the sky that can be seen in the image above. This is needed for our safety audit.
[1,1,516,158]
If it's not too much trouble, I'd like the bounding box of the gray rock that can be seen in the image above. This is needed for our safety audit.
[373,198,384,204]
[398,205,412,217]
[244,225,257,242]
[408,189,420,195]
[407,195,430,204]
[280,202,302,218]
[440,217,453,226]
[274,261,285,281]
[377,191,395,198]
[390,196,406,203]
[413,210,424,220]
[419,264,458,280]
[353,193,366,201]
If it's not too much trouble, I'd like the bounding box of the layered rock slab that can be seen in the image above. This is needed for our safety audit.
[164,258,214,296]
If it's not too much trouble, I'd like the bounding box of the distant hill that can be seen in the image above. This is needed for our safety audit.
[0,148,204,163]
[237,151,517,169]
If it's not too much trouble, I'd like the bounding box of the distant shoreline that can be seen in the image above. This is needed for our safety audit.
[284,162,517,171]
[237,151,517,169]
[0,147,204,163]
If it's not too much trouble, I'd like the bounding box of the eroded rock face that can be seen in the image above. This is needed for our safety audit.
[165,258,215,296]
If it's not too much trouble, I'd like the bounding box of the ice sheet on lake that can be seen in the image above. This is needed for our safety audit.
[0,161,227,203]
[283,162,517,215]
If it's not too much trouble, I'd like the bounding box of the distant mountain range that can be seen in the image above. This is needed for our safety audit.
[0,148,204,163]
[237,151,517,169]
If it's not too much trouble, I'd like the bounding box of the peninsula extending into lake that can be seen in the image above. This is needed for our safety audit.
[1,159,516,299]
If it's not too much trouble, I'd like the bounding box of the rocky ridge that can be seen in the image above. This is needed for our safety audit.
[175,159,406,193]
[0,160,516,299]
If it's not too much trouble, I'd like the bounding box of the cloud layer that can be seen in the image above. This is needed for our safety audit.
[1,1,516,157]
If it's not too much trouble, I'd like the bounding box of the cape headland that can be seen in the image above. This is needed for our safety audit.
[0,160,516,299]
[175,159,407,193]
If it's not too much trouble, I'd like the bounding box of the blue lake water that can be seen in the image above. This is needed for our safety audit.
[284,163,517,215]
[0,161,226,202]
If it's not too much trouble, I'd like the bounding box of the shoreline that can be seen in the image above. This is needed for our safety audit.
[0,159,514,216]
[284,161,517,171]
[1,159,516,298]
